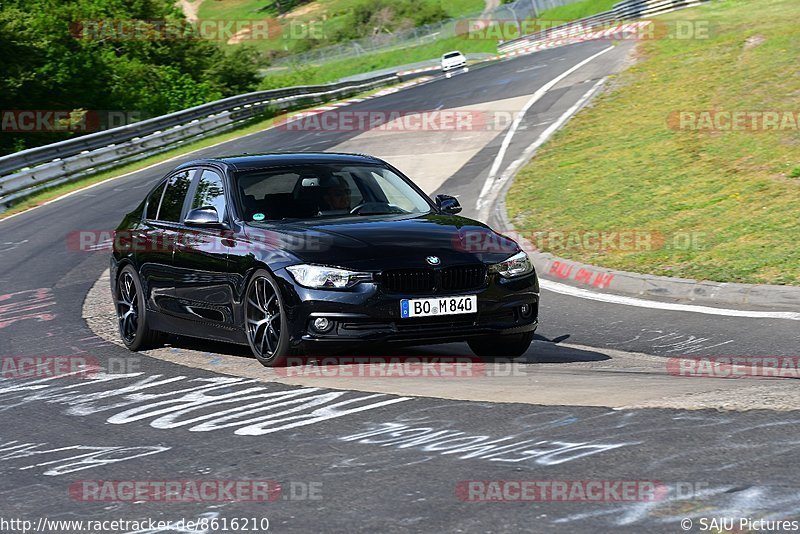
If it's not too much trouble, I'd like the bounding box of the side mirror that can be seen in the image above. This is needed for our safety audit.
[435,194,462,215]
[185,207,223,227]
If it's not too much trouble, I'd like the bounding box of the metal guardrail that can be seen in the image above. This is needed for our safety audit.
[0,73,404,210]
[497,0,709,54]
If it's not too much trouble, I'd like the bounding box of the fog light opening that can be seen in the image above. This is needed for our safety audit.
[311,317,335,334]
[519,304,533,318]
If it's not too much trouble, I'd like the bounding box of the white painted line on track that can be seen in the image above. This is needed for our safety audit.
[541,279,800,321]
[477,75,607,221]
[476,45,614,215]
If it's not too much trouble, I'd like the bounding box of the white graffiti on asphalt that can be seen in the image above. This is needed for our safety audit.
[0,438,168,476]
[340,421,635,466]
[604,327,735,354]
[0,371,410,436]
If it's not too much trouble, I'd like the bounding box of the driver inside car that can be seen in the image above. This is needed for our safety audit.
[318,175,352,214]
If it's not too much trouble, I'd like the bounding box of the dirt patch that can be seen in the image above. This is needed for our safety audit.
[280,2,322,19]
[176,0,203,23]
[228,26,252,45]
[482,0,501,16]
[743,34,767,50]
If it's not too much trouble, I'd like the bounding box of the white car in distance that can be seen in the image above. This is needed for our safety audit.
[441,51,468,77]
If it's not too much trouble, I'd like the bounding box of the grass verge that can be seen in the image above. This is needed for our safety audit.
[506,0,800,286]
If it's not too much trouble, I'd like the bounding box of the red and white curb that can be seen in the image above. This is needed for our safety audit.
[499,21,653,58]
[397,66,441,76]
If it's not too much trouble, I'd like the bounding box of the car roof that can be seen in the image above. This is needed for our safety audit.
[174,152,386,173]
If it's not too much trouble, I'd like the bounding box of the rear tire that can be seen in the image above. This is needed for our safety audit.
[468,331,534,361]
[114,265,165,351]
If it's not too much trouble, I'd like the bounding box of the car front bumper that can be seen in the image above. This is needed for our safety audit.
[442,62,467,72]
[273,268,539,351]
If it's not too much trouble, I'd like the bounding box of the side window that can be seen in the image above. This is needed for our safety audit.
[191,170,226,221]
[158,170,192,222]
[145,181,166,220]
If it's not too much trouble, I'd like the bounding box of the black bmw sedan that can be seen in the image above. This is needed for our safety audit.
[110,153,539,366]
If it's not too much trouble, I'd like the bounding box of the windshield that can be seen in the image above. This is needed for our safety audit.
[443,52,462,59]
[235,163,432,222]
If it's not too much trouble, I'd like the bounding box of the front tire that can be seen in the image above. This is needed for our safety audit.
[114,265,165,351]
[468,331,534,361]
[244,270,293,367]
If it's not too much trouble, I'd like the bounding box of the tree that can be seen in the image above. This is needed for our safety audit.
[0,0,261,155]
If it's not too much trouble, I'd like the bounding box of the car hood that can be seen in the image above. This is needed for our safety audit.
[244,213,520,271]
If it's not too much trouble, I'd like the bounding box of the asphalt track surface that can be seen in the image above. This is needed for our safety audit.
[1,40,799,533]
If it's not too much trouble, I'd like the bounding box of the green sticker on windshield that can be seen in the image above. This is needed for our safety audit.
[252,213,265,221]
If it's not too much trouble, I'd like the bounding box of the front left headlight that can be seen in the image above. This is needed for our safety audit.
[286,264,372,289]
[489,251,534,278]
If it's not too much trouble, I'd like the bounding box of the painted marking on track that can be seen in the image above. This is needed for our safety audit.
[476,45,614,216]
[0,438,169,476]
[0,373,411,436]
[515,64,547,73]
[0,288,57,329]
[0,240,28,252]
[477,74,608,220]
[340,420,635,466]
[540,279,800,321]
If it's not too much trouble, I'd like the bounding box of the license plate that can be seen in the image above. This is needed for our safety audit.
[400,295,477,318]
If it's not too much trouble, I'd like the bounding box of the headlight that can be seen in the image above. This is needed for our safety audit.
[286,264,372,289]
[489,251,534,278]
